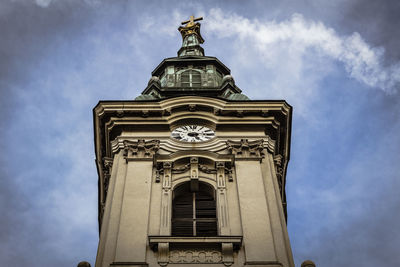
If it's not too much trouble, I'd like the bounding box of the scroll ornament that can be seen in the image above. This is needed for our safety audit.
[123,139,160,159]
[226,139,264,158]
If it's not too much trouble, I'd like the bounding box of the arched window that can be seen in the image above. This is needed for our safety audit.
[172,182,217,236]
[181,70,201,87]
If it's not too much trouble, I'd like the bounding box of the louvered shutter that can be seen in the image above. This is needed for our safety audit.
[172,182,217,236]
[195,191,217,236]
[172,192,193,236]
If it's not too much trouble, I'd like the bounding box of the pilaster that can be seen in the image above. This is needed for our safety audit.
[96,152,127,267]
[235,160,278,265]
[216,161,230,236]
[262,153,294,267]
[228,139,278,265]
[109,140,160,265]
[160,162,172,235]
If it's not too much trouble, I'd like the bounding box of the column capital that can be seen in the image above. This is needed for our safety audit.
[123,139,160,161]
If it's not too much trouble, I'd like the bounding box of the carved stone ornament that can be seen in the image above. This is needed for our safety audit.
[100,157,114,222]
[169,249,222,264]
[225,166,233,182]
[123,139,160,160]
[149,236,242,267]
[163,108,171,116]
[99,201,105,224]
[274,154,283,167]
[226,139,264,158]
[273,154,284,195]
[102,157,113,194]
[172,163,190,174]
[198,164,217,174]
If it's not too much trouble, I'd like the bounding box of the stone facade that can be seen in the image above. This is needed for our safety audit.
[92,16,294,267]
[93,97,293,267]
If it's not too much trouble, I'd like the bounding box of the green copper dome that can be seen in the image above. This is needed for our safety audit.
[136,16,249,101]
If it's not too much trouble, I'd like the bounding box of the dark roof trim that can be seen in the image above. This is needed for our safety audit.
[151,56,231,76]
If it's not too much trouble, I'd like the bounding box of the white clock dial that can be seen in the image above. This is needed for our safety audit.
[171,125,215,142]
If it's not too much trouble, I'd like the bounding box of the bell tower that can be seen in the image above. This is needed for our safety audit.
[93,16,294,267]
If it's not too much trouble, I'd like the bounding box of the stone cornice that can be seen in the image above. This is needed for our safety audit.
[93,96,291,121]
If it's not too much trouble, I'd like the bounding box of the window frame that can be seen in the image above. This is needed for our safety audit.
[180,69,202,87]
[172,182,218,237]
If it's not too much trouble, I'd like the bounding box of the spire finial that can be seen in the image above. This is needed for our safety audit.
[178,14,204,44]
[181,15,203,27]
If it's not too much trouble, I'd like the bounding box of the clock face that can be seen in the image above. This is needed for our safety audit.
[171,125,215,142]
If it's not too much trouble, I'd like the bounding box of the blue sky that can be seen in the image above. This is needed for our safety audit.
[1,1,399,266]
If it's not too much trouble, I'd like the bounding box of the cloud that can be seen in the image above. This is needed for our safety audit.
[206,8,400,94]
[35,0,52,8]
[138,7,400,118]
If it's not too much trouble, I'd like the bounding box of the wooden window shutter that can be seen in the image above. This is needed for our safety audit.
[172,182,217,236]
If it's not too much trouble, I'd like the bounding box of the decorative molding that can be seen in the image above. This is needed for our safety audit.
[162,162,172,189]
[156,162,192,180]
[162,108,171,116]
[217,162,230,235]
[99,201,105,225]
[116,110,124,118]
[160,189,172,236]
[103,157,114,168]
[160,162,172,235]
[160,137,273,155]
[216,162,226,189]
[171,163,190,174]
[102,157,113,197]
[273,154,284,196]
[190,157,199,191]
[169,249,222,264]
[273,154,283,166]
[264,136,276,154]
[213,107,221,115]
[111,138,125,155]
[222,242,234,266]
[198,164,217,174]
[123,140,160,160]
[225,165,234,182]
[226,139,264,159]
[273,154,287,219]
[158,243,169,266]
[188,104,196,111]
[100,157,113,222]
[156,150,233,164]
[149,236,242,267]
[155,170,161,183]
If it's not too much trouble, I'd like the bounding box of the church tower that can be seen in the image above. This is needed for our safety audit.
[93,16,294,267]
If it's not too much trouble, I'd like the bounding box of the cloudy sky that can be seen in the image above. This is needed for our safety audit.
[1,0,399,266]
